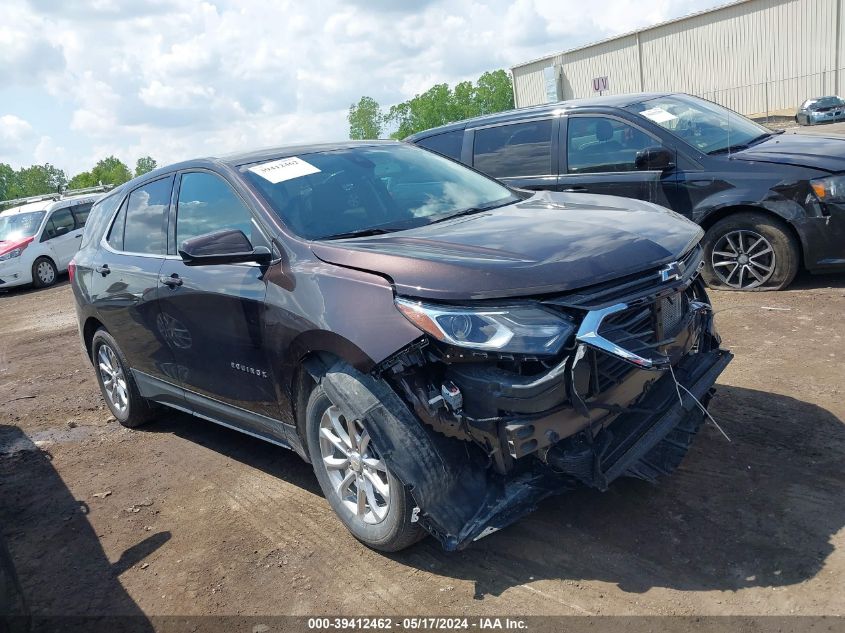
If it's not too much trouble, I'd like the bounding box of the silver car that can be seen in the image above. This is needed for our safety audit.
[796,95,845,125]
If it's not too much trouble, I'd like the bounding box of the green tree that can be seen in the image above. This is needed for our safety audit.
[135,156,157,177]
[348,96,383,140]
[377,68,515,139]
[67,171,96,189]
[0,163,16,202]
[68,156,132,190]
[91,156,132,186]
[474,70,515,115]
[1,163,67,200]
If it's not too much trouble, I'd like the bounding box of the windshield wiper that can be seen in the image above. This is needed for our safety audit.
[322,227,395,240]
[709,132,773,155]
[427,198,516,225]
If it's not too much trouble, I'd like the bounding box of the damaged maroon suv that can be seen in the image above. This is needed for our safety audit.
[72,141,732,552]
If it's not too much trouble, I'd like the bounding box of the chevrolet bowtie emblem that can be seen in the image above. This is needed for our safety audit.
[659,261,684,282]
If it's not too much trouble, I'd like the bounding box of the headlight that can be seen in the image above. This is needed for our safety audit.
[395,298,575,355]
[810,174,845,203]
[0,248,24,262]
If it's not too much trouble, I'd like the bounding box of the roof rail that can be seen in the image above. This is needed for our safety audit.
[0,183,114,209]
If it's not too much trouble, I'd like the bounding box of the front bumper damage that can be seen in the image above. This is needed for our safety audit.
[315,253,733,550]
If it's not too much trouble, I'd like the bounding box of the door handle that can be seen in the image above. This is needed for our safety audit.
[159,273,183,288]
[562,186,587,193]
[95,264,110,276]
[75,234,83,239]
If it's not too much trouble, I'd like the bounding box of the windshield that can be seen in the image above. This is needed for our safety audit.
[808,96,844,110]
[0,211,46,242]
[241,144,518,240]
[625,94,772,154]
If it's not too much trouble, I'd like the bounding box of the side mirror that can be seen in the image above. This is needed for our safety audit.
[178,229,272,266]
[635,146,675,171]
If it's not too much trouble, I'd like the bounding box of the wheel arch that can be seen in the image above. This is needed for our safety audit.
[82,316,105,362]
[288,342,371,463]
[699,204,805,267]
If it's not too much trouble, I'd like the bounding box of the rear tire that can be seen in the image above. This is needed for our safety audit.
[91,328,157,428]
[701,211,800,291]
[31,257,58,288]
[305,385,425,552]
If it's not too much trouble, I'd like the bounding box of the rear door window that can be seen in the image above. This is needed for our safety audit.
[472,119,553,178]
[416,130,464,161]
[122,178,171,254]
[567,116,655,173]
[41,208,75,241]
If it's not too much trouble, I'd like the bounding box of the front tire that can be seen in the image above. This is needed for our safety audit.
[305,385,425,552]
[701,211,800,291]
[31,257,58,288]
[91,328,157,428]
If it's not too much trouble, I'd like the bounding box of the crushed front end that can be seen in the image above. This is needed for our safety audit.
[320,245,732,550]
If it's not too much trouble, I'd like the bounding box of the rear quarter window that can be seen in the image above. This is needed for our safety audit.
[415,130,464,161]
[81,194,123,249]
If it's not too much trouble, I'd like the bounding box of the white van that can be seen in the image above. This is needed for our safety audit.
[0,186,111,290]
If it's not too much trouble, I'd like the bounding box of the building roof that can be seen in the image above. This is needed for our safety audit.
[510,0,750,70]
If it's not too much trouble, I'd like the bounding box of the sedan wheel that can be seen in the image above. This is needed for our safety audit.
[701,211,799,291]
[710,229,775,290]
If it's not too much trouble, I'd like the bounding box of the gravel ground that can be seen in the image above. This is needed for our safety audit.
[1,270,843,620]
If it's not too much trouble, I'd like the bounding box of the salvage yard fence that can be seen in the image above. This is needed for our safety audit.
[694,68,845,121]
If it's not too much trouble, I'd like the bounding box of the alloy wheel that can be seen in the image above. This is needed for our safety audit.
[37,261,55,285]
[711,229,775,289]
[97,344,129,415]
[318,405,391,525]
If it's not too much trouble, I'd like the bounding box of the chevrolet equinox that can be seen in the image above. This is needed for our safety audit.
[72,142,732,552]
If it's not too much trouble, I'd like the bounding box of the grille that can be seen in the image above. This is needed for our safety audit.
[589,288,692,394]
[659,293,686,336]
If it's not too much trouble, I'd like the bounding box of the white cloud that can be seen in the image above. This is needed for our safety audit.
[2,0,722,175]
[0,115,35,156]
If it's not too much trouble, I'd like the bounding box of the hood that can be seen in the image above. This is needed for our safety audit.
[310,191,703,301]
[731,134,845,172]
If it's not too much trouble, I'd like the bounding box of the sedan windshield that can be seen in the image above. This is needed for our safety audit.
[807,96,845,110]
[625,94,773,154]
[0,211,45,242]
[241,144,518,240]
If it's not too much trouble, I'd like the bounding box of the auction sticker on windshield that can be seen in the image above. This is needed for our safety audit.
[639,107,677,124]
[249,156,320,184]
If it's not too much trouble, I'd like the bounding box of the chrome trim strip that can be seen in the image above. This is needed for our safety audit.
[576,299,711,371]
[575,302,666,370]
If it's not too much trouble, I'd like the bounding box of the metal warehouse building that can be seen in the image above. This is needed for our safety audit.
[511,0,842,117]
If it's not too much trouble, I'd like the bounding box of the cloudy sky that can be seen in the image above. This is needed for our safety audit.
[1,0,721,177]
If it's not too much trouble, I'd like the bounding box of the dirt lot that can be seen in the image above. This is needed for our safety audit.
[1,271,844,619]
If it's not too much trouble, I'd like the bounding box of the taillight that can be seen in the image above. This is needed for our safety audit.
[68,258,77,283]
